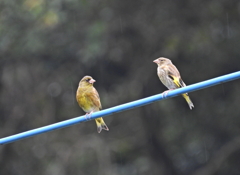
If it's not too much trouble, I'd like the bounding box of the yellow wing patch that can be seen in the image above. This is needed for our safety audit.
[173,77,181,88]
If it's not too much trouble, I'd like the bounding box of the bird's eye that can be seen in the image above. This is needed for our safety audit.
[86,78,90,82]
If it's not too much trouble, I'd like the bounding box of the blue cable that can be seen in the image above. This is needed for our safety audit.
[0,71,240,145]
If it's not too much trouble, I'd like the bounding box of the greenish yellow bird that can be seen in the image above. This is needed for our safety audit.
[153,57,194,109]
[76,75,109,133]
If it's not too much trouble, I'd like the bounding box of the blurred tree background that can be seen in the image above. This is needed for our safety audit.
[0,0,240,174]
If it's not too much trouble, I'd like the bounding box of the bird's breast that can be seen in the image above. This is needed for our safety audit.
[157,68,168,82]
[157,67,176,89]
[76,90,98,113]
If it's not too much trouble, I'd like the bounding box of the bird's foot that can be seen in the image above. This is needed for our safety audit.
[85,112,93,121]
[161,89,174,98]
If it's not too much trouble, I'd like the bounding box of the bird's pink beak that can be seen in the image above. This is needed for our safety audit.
[89,79,96,84]
[153,59,159,64]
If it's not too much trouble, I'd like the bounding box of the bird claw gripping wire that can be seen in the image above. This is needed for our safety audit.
[161,89,173,99]
[84,112,93,121]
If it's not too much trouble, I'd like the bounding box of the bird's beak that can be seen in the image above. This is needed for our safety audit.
[153,59,159,64]
[89,79,96,84]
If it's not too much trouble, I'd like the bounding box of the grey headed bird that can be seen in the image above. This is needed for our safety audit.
[153,57,194,109]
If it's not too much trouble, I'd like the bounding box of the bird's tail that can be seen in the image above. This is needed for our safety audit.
[95,117,109,133]
[182,93,194,110]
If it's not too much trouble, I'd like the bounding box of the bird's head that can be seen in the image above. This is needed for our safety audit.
[153,57,172,66]
[79,76,96,87]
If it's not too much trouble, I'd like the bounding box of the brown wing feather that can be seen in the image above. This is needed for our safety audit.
[167,64,181,79]
[86,87,102,110]
[178,78,186,87]
[93,88,102,110]
[165,64,186,88]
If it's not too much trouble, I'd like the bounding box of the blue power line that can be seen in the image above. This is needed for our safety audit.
[0,71,240,145]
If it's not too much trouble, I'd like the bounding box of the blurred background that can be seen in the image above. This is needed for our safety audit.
[0,0,240,175]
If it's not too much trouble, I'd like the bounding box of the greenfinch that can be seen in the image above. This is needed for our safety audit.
[76,76,109,133]
[153,57,194,109]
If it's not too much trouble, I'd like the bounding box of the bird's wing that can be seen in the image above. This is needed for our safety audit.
[86,88,102,110]
[167,64,186,88]
[93,88,102,110]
